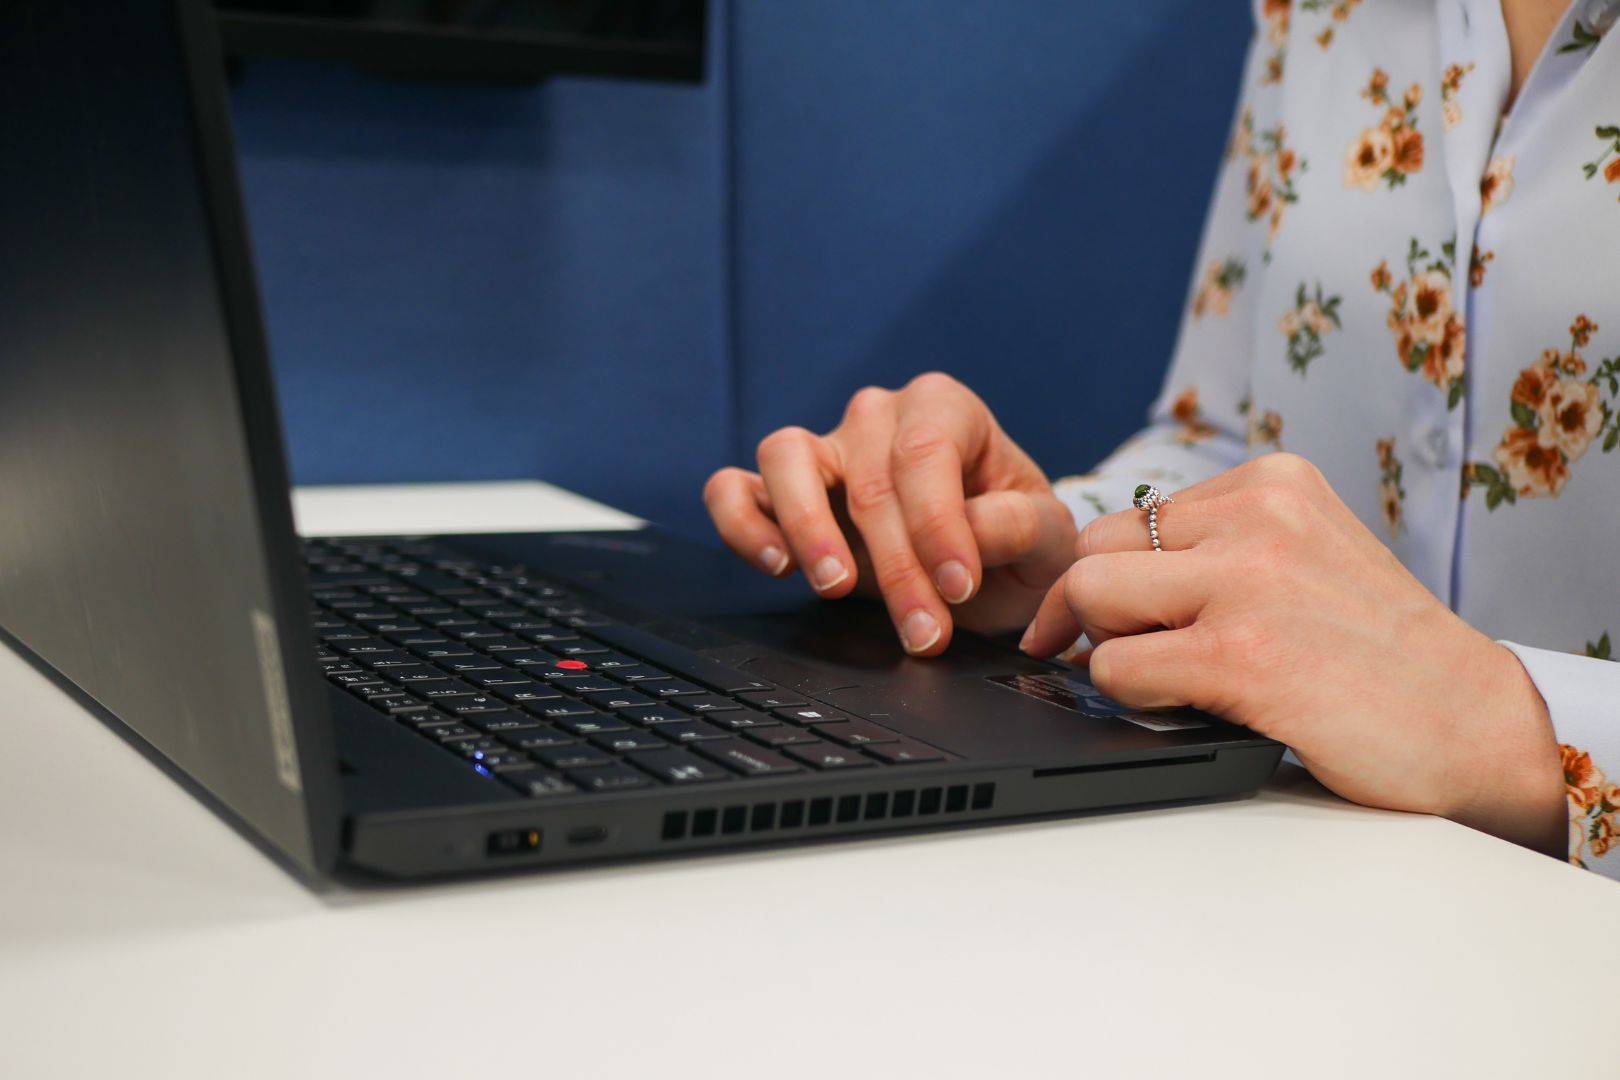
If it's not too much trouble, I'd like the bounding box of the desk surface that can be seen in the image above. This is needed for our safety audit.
[3,481,1614,1080]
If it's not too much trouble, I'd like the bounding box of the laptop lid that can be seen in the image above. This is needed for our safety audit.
[0,0,341,874]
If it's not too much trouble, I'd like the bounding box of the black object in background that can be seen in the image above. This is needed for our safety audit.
[214,0,707,84]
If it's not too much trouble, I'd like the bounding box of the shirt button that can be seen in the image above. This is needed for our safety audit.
[1421,426,1449,467]
[1587,0,1620,33]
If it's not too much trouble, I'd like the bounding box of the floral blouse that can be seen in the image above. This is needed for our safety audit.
[1053,0,1620,876]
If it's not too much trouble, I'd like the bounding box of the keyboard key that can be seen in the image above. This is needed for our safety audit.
[557,676,620,694]
[468,750,533,772]
[568,764,653,792]
[817,721,903,747]
[695,743,802,777]
[503,771,578,798]
[335,639,393,656]
[646,679,706,697]
[442,658,504,674]
[734,690,809,709]
[524,699,603,721]
[588,730,667,754]
[585,622,774,692]
[520,629,579,644]
[359,653,416,669]
[784,745,877,770]
[546,644,605,661]
[468,671,539,689]
[383,631,452,646]
[466,714,541,734]
[450,738,507,757]
[554,713,631,736]
[495,684,565,704]
[534,745,615,770]
[330,672,383,689]
[474,636,535,653]
[863,741,947,764]
[771,706,855,726]
[606,666,671,684]
[425,723,480,743]
[384,666,450,685]
[409,645,476,660]
[584,652,639,669]
[742,727,824,747]
[615,705,689,726]
[579,689,656,710]
[653,720,732,744]
[631,749,732,784]
[704,712,781,731]
[671,694,741,714]
[415,681,478,700]
[367,694,433,715]
[500,726,576,750]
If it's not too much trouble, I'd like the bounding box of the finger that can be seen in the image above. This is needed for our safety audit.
[1073,493,1225,560]
[1087,628,1223,713]
[1020,550,1211,657]
[965,490,1076,585]
[703,467,794,577]
[837,405,953,656]
[755,427,857,598]
[890,409,986,605]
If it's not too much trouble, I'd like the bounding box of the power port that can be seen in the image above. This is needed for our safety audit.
[565,825,609,846]
[487,828,541,857]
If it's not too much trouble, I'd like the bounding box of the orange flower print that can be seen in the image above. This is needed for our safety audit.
[1561,743,1619,870]
[1376,437,1405,536]
[1246,407,1284,450]
[1345,68,1424,190]
[1466,316,1620,508]
[1192,258,1246,319]
[1479,154,1515,213]
[1235,113,1305,251]
[1169,387,1217,446]
[1582,126,1620,202]
[1300,0,1361,49]
[1278,282,1342,374]
[1439,62,1473,129]
[1468,247,1493,287]
[1371,236,1466,408]
[1261,0,1291,83]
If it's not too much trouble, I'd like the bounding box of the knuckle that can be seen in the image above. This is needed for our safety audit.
[891,421,952,468]
[1062,556,1098,610]
[868,547,924,592]
[1207,614,1273,672]
[844,385,893,422]
[904,370,963,398]
[755,425,814,467]
[907,507,962,555]
[1073,514,1118,560]
[844,468,898,518]
[999,493,1042,555]
[701,468,738,507]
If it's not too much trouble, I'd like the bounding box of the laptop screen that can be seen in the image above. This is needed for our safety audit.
[0,0,339,873]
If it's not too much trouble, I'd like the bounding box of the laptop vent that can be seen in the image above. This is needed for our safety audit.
[659,783,996,842]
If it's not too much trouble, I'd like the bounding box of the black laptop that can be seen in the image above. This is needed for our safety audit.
[0,0,1282,880]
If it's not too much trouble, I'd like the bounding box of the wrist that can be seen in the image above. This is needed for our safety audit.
[1447,640,1567,857]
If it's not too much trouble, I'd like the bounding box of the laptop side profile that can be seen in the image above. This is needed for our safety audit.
[0,0,1283,881]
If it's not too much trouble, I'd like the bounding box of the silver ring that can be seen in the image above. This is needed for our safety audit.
[1132,484,1173,552]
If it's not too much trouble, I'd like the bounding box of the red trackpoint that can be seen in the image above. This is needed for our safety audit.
[555,659,589,670]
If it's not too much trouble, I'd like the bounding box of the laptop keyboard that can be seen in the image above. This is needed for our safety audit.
[303,537,949,798]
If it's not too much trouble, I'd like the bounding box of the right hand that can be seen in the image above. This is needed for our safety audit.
[702,372,1079,655]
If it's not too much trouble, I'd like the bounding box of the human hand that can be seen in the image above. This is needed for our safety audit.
[703,373,1078,655]
[1020,453,1567,854]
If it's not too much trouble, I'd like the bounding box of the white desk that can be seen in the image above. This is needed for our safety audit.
[3,481,1614,1080]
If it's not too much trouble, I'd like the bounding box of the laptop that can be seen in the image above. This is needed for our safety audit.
[0,0,1282,880]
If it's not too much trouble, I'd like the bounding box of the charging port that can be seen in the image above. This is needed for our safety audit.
[487,828,542,857]
[565,825,609,846]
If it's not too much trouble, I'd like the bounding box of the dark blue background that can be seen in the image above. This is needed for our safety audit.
[232,1,1251,538]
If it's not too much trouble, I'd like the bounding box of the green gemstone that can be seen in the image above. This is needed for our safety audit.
[1133,484,1152,500]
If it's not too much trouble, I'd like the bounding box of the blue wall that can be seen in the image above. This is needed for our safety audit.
[234,1,1250,538]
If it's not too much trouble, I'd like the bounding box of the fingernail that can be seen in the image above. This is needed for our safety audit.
[1018,620,1037,653]
[760,546,790,575]
[901,609,942,654]
[934,560,974,604]
[810,555,849,592]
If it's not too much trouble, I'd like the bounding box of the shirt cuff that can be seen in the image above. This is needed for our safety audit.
[1501,641,1620,878]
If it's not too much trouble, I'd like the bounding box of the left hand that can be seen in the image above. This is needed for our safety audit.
[1019,453,1567,855]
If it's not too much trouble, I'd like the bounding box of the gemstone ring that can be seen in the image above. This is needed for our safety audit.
[1132,484,1173,552]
